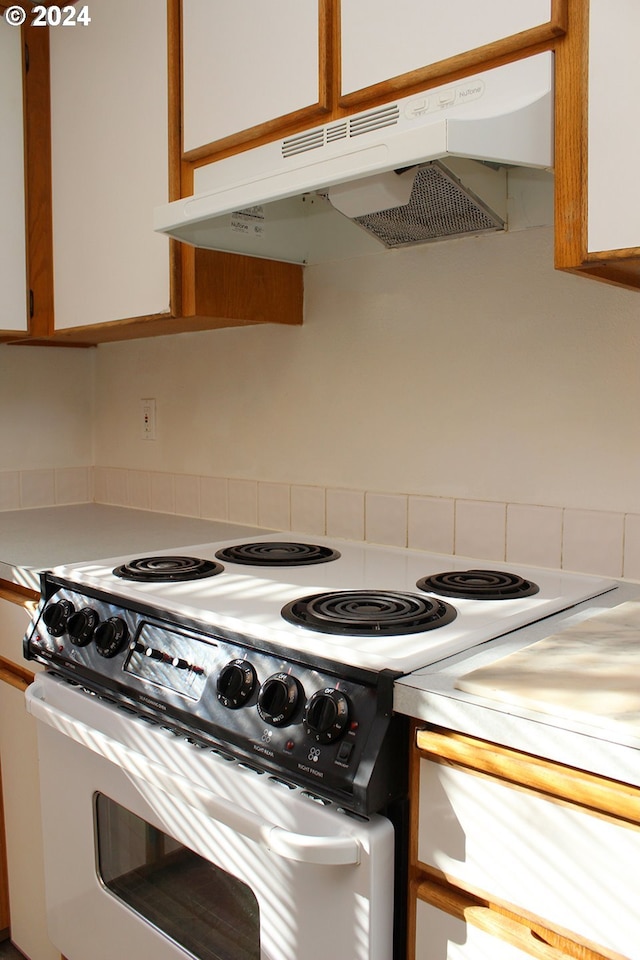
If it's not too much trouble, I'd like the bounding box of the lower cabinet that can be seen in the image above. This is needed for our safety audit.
[409,724,640,960]
[0,594,59,960]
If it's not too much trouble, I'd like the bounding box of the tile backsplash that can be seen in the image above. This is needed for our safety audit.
[96,467,640,581]
[3,465,640,581]
[0,467,92,511]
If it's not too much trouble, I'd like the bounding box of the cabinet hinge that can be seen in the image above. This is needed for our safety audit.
[29,290,34,318]
[24,42,29,73]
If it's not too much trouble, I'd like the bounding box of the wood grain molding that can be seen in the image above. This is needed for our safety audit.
[415,725,640,826]
[0,657,33,693]
[22,19,55,338]
[0,582,39,606]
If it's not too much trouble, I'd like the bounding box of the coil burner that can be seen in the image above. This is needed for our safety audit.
[215,541,341,566]
[417,569,539,600]
[282,589,457,636]
[113,556,224,582]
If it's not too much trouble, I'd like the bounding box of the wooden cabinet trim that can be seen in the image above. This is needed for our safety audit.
[416,725,640,826]
[338,0,567,113]
[22,20,55,338]
[183,0,336,166]
[0,657,33,693]
[0,582,39,606]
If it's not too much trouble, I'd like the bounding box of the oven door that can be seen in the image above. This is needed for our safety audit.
[26,674,394,960]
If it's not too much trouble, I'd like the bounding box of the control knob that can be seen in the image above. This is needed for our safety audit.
[42,599,74,637]
[217,659,257,709]
[304,688,350,744]
[257,673,303,726]
[67,607,98,647]
[94,617,129,658]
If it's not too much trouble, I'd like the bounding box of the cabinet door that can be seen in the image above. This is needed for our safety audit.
[49,0,171,330]
[182,0,324,157]
[0,20,28,337]
[340,0,561,104]
[587,0,640,254]
[554,0,640,289]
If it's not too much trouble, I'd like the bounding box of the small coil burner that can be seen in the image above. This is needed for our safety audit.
[417,569,540,600]
[282,590,457,636]
[113,556,224,582]
[215,541,341,566]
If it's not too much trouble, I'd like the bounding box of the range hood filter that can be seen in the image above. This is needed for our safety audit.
[349,161,505,248]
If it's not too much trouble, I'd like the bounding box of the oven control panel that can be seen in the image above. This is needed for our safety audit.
[25,580,405,813]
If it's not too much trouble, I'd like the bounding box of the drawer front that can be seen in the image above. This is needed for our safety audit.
[416,899,564,960]
[418,758,639,958]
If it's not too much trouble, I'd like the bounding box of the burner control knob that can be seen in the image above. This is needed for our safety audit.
[304,689,350,744]
[94,617,129,658]
[257,673,303,726]
[42,599,74,637]
[67,607,99,647]
[217,659,257,709]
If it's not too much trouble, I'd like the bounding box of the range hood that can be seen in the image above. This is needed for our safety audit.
[155,53,554,265]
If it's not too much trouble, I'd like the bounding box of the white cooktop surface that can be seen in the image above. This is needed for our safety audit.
[50,533,617,674]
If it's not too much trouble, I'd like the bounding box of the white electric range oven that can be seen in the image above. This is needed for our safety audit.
[23,534,617,960]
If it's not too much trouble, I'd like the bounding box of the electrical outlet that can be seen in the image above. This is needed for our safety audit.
[140,398,157,440]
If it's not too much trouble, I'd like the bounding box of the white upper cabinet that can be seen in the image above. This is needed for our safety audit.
[49,0,171,330]
[587,0,640,254]
[182,0,321,155]
[0,20,28,335]
[340,0,555,98]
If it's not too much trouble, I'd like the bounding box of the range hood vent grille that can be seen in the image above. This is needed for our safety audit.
[282,103,401,159]
[352,161,505,248]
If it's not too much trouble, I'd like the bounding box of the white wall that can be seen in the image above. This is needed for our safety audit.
[0,344,94,508]
[93,227,640,515]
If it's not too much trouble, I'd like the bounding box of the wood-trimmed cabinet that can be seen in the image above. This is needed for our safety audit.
[555,0,640,290]
[408,723,640,960]
[9,0,302,346]
[0,587,61,960]
[184,0,566,165]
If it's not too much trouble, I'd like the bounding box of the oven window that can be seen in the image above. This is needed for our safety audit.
[95,793,260,960]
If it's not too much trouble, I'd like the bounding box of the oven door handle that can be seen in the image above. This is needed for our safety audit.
[26,684,362,867]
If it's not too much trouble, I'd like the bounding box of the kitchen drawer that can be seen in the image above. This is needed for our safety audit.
[417,757,640,958]
[416,897,572,960]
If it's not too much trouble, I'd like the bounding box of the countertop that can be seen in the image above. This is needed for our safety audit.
[395,579,640,791]
[0,504,265,591]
